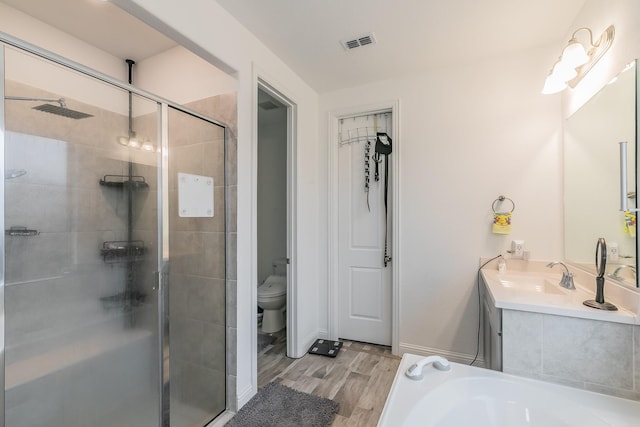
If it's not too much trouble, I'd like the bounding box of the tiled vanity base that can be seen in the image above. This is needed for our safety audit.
[502,310,640,400]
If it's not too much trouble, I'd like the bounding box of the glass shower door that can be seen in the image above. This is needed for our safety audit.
[3,45,161,427]
[167,106,226,427]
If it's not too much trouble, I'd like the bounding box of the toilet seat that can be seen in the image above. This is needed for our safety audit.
[258,275,286,298]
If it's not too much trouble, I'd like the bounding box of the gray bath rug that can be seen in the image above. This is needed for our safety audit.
[225,382,339,427]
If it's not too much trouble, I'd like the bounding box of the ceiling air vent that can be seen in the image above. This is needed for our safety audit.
[341,33,376,51]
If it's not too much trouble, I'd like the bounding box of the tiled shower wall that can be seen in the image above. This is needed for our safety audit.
[169,107,227,418]
[184,94,238,412]
[502,309,640,400]
[135,93,238,415]
[3,80,139,359]
[5,79,238,418]
[3,81,161,425]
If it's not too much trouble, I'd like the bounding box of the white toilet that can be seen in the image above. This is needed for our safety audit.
[257,275,287,333]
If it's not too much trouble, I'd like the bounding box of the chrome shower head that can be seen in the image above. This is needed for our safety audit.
[32,103,93,119]
[4,95,93,119]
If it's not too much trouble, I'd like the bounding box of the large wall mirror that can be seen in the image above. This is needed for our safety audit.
[564,59,638,288]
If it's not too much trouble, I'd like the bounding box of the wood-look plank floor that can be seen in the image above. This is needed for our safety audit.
[257,330,401,426]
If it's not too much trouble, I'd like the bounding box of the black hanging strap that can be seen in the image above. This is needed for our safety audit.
[375,132,392,267]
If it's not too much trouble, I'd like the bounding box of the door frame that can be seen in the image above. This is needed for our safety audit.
[250,66,299,384]
[0,45,6,427]
[328,100,400,354]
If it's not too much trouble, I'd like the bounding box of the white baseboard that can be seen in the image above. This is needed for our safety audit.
[236,383,255,409]
[317,329,330,340]
[398,342,485,367]
[295,330,321,358]
[289,329,331,358]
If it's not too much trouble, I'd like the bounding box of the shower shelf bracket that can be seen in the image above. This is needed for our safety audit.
[99,290,147,311]
[99,174,149,190]
[5,226,39,236]
[100,240,146,263]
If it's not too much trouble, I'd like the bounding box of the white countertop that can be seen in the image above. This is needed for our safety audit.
[480,263,640,325]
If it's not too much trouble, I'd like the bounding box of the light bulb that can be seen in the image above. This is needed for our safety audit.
[542,73,567,94]
[552,60,578,82]
[561,40,589,68]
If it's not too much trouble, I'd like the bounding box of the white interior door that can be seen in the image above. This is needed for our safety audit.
[338,113,392,346]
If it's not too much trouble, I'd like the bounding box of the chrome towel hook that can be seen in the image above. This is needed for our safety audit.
[492,195,515,214]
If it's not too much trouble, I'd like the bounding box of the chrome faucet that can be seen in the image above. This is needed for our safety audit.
[608,264,637,281]
[546,261,576,290]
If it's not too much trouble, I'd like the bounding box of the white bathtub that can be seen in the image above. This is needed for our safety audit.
[378,353,640,427]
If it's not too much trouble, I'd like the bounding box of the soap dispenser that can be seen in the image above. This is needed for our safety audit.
[497,257,506,273]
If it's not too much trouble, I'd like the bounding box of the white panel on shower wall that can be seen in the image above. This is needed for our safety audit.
[178,172,214,217]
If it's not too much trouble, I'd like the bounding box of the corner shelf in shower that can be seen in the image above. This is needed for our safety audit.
[99,174,149,190]
[100,240,146,263]
[99,290,147,311]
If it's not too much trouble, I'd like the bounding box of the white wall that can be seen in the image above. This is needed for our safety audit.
[136,45,237,105]
[320,46,564,359]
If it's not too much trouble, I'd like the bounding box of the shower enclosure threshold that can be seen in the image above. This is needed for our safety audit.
[5,329,151,389]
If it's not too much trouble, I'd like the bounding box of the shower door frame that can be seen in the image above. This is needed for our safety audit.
[0,42,6,427]
[0,31,229,427]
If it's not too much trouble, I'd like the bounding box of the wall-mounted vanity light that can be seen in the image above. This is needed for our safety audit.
[542,25,615,94]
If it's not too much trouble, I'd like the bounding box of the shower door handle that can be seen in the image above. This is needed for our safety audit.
[153,271,160,291]
[153,270,168,291]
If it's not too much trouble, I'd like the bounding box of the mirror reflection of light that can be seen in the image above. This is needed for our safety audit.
[609,61,635,85]
[622,61,635,73]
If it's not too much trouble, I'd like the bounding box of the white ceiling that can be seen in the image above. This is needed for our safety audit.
[2,0,587,94]
[1,0,177,61]
[216,0,587,92]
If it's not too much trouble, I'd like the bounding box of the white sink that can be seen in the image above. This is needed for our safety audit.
[480,264,638,324]
[497,274,566,295]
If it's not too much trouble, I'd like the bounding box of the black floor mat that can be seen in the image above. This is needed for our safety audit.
[308,339,343,357]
